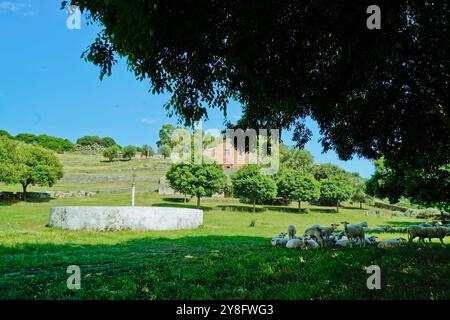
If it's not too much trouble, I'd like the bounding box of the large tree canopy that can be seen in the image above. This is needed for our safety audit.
[366,157,450,212]
[63,0,450,170]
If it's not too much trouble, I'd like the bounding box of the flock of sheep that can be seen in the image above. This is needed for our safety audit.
[271,221,450,250]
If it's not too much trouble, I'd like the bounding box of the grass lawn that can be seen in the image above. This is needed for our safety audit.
[1,191,449,300]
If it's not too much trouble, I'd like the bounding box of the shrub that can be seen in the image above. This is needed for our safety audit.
[0,137,63,201]
[122,146,137,160]
[103,146,121,162]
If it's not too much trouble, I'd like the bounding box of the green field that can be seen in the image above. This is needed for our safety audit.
[0,156,449,299]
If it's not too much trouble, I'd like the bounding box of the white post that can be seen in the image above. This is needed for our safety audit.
[131,183,136,207]
[131,168,136,207]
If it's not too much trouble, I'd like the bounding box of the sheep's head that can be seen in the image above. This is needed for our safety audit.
[359,221,368,227]
[331,223,339,229]
[341,221,350,226]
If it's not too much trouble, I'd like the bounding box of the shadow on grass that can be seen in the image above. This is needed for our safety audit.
[388,221,426,227]
[308,208,337,214]
[0,234,449,300]
[151,202,214,211]
[264,206,309,214]
[338,205,364,211]
[162,197,192,203]
[0,197,52,206]
[217,205,266,213]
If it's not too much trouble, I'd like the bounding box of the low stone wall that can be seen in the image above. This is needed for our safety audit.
[0,191,97,200]
[60,174,159,183]
[373,201,409,212]
[48,206,203,231]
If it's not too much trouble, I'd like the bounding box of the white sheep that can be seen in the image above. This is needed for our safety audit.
[335,236,353,248]
[303,238,320,250]
[355,235,379,246]
[366,235,379,245]
[318,224,340,240]
[419,226,448,245]
[341,221,366,247]
[286,238,303,249]
[288,225,297,239]
[304,225,325,248]
[271,232,288,246]
[286,237,320,250]
[358,221,369,228]
[378,237,406,248]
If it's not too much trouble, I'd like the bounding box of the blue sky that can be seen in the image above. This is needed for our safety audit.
[0,0,375,177]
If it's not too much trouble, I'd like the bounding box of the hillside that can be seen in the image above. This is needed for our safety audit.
[0,153,171,194]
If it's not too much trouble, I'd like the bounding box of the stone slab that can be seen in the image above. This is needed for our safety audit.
[48,206,203,231]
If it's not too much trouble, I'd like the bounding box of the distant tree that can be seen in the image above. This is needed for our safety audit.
[167,163,226,207]
[76,136,103,147]
[0,137,64,201]
[156,124,174,148]
[312,163,346,181]
[367,157,450,216]
[141,144,154,158]
[0,130,12,139]
[100,137,117,148]
[159,144,172,159]
[0,137,20,185]
[35,135,74,153]
[319,175,354,212]
[156,124,186,149]
[166,164,195,203]
[232,165,277,212]
[351,185,370,209]
[10,133,75,153]
[189,163,226,208]
[103,146,120,162]
[122,146,137,160]
[15,133,37,144]
[280,145,314,169]
[277,169,320,211]
[365,158,404,204]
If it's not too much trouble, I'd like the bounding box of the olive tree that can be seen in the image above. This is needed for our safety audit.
[319,175,354,213]
[167,163,226,208]
[122,146,137,160]
[277,169,320,211]
[103,145,120,162]
[159,144,172,159]
[0,137,64,201]
[166,164,195,203]
[232,165,277,212]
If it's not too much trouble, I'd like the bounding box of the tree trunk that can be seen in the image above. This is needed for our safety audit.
[184,193,187,203]
[253,199,256,212]
[298,201,302,212]
[360,201,363,209]
[197,196,201,208]
[336,201,340,213]
[22,183,28,201]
